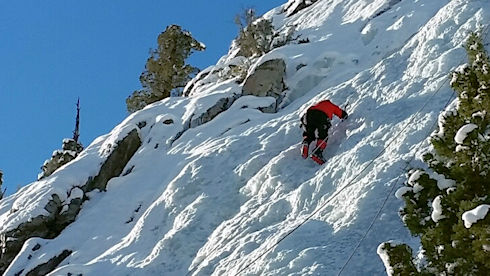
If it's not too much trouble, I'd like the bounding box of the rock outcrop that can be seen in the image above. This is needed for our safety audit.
[0,129,141,275]
[25,249,72,276]
[242,59,286,106]
[39,139,84,180]
[284,0,319,17]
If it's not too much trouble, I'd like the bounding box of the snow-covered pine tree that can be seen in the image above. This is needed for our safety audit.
[379,32,490,275]
[234,8,296,58]
[234,9,274,58]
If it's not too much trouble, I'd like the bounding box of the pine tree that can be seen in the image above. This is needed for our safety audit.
[234,9,274,57]
[380,33,490,275]
[126,25,205,113]
[234,8,296,58]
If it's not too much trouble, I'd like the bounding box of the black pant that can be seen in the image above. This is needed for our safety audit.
[301,109,331,144]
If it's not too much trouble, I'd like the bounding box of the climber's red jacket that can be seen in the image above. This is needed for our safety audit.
[308,100,344,119]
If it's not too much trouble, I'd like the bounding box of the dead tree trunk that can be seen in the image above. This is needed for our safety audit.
[73,98,80,143]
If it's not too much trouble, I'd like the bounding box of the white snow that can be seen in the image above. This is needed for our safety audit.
[454,123,478,144]
[68,187,84,201]
[1,0,490,275]
[408,170,424,186]
[462,204,490,228]
[435,99,459,138]
[455,144,469,152]
[472,111,485,119]
[446,262,457,274]
[431,195,445,223]
[431,172,455,190]
[377,241,399,276]
[395,187,412,199]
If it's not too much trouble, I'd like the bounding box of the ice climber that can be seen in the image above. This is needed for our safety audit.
[300,100,348,165]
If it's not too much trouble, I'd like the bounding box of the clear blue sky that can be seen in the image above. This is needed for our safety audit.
[0,0,286,196]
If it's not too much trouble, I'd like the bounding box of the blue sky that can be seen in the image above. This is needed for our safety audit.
[0,0,286,196]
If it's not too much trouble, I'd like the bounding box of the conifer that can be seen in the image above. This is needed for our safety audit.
[381,32,490,275]
[126,25,205,113]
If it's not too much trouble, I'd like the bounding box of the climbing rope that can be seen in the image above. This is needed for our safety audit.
[234,25,490,275]
[188,24,490,276]
[336,23,490,275]
[234,71,453,276]
[336,87,456,276]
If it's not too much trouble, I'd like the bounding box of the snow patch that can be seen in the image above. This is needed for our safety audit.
[431,195,445,222]
[377,241,400,276]
[408,170,423,186]
[395,187,412,199]
[2,0,490,275]
[431,172,455,190]
[99,124,139,156]
[454,123,478,144]
[472,111,485,119]
[462,204,490,228]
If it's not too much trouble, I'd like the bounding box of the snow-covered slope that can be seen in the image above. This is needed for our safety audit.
[1,0,489,275]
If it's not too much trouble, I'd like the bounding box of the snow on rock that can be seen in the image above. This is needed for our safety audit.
[99,123,140,156]
[454,123,478,144]
[284,0,318,17]
[2,0,490,275]
[462,204,490,228]
[67,187,84,201]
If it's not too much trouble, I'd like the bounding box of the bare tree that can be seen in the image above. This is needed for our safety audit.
[0,170,5,200]
[73,98,80,143]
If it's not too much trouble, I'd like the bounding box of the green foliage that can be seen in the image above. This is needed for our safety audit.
[234,9,296,58]
[382,32,490,275]
[378,242,420,275]
[126,25,205,113]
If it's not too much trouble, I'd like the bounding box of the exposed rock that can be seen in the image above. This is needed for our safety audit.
[258,101,277,114]
[39,139,84,180]
[25,249,72,276]
[171,94,240,145]
[183,70,211,96]
[189,95,240,128]
[0,129,142,274]
[242,59,286,105]
[184,57,250,97]
[1,214,58,274]
[284,0,319,17]
[84,129,141,192]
